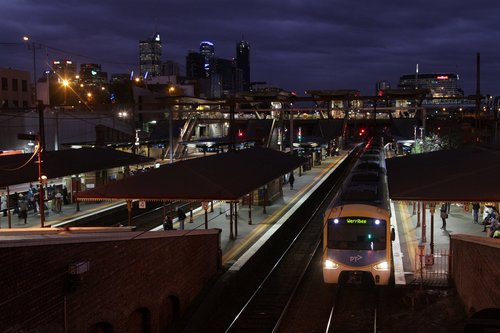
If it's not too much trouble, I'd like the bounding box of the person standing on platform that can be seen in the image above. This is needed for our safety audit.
[27,188,35,212]
[289,172,295,190]
[177,208,186,230]
[472,203,480,224]
[1,192,7,217]
[18,195,28,224]
[440,203,448,229]
[12,192,19,214]
[54,191,63,213]
[163,215,173,230]
[62,185,69,205]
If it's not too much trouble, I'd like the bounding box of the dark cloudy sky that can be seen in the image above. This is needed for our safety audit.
[1,0,500,96]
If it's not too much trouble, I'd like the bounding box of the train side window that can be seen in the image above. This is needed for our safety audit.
[391,227,395,241]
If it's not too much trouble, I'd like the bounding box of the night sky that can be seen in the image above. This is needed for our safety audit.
[1,0,500,96]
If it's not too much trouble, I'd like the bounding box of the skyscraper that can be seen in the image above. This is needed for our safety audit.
[199,41,215,78]
[162,60,180,76]
[398,73,462,98]
[236,39,250,91]
[80,64,107,86]
[186,51,205,79]
[52,60,77,81]
[139,32,162,78]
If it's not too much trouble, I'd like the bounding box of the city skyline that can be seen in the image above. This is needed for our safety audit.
[1,0,500,96]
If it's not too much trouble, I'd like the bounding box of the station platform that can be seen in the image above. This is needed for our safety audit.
[0,151,493,285]
[391,200,491,285]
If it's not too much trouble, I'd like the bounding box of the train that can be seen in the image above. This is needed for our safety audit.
[323,138,393,285]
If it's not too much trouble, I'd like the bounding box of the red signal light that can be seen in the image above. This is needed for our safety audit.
[237,129,244,137]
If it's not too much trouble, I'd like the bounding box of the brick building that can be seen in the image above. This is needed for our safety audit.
[0,229,221,332]
[0,67,32,109]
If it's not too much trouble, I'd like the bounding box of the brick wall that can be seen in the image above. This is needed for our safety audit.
[0,229,221,332]
[450,234,500,315]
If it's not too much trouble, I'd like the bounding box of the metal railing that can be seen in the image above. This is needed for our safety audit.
[413,247,450,287]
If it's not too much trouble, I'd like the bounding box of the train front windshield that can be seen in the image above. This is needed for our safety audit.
[328,217,386,251]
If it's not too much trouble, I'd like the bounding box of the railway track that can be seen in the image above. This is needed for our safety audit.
[326,284,378,333]
[178,149,359,332]
[62,200,201,231]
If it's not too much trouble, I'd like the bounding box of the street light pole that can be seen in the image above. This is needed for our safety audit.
[36,141,46,227]
[18,133,45,227]
[23,36,46,151]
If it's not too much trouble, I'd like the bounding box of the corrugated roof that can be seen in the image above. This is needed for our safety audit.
[0,148,154,188]
[76,147,307,202]
[386,145,500,202]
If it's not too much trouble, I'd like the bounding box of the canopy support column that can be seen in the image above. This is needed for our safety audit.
[6,186,12,229]
[162,201,166,222]
[417,202,421,228]
[248,192,252,225]
[126,200,132,226]
[229,202,234,239]
[429,203,436,255]
[234,201,238,237]
[263,186,267,214]
[421,202,427,243]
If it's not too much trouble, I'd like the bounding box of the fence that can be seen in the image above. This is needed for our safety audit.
[412,247,450,287]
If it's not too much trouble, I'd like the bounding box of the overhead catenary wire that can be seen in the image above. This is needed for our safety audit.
[0,144,39,172]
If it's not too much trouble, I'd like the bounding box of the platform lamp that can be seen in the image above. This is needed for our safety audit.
[18,133,46,227]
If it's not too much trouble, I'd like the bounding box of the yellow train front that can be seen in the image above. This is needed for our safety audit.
[323,138,392,285]
[323,204,391,285]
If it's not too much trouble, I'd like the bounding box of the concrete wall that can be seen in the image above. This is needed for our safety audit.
[0,229,221,332]
[450,234,500,315]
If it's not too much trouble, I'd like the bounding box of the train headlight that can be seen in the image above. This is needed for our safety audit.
[324,259,339,269]
[373,261,389,271]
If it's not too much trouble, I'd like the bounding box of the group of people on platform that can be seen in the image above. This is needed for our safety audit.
[437,202,499,238]
[163,208,187,231]
[479,204,500,238]
[0,184,69,225]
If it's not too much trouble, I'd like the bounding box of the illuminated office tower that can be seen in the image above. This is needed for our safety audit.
[199,41,215,78]
[398,73,462,98]
[52,60,77,81]
[139,32,162,78]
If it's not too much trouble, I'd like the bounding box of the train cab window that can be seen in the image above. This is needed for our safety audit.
[328,218,387,251]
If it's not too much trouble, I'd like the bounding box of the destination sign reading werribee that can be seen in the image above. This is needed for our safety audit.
[346,218,367,224]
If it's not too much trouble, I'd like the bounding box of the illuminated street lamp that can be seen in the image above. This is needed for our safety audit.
[61,79,69,105]
[118,111,128,118]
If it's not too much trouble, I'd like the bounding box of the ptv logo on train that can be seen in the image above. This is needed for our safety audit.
[349,254,363,262]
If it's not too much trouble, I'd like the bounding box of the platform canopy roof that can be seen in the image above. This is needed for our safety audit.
[386,145,500,202]
[76,147,307,202]
[0,148,154,188]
